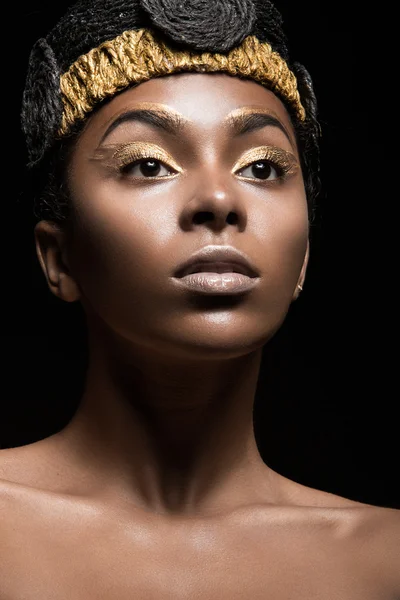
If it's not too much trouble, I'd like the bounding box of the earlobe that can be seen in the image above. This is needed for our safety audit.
[34,220,80,303]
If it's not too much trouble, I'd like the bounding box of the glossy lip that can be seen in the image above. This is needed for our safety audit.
[173,245,260,279]
[173,272,260,295]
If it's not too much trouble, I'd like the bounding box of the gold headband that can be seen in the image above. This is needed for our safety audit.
[59,28,306,137]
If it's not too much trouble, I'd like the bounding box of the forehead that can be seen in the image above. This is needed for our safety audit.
[82,72,295,142]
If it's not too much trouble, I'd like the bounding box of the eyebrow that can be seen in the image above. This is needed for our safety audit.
[99,109,185,144]
[99,107,294,149]
[227,111,294,148]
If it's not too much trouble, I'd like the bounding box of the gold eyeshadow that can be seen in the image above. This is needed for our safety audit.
[92,142,298,182]
[92,142,183,175]
[232,146,298,179]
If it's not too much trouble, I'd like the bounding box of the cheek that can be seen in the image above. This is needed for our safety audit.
[271,201,308,279]
[254,184,308,280]
[67,179,179,316]
[240,184,308,339]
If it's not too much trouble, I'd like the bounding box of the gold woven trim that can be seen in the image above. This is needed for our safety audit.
[59,29,306,136]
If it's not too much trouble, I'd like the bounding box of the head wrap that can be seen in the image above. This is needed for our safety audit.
[21,0,319,169]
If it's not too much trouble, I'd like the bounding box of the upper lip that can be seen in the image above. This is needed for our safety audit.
[174,245,259,278]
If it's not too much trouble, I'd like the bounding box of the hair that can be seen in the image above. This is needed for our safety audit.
[20,0,321,226]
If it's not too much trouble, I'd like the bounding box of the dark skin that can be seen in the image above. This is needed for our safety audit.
[0,74,399,599]
[33,73,310,515]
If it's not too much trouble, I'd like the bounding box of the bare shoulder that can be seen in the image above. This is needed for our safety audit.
[355,504,400,582]
[0,447,34,560]
[287,476,400,590]
[0,441,98,567]
[0,441,51,519]
[336,503,400,598]
[0,439,66,527]
[0,433,76,494]
[330,503,400,597]
[0,441,51,484]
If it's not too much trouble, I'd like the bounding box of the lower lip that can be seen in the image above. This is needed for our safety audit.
[173,272,259,295]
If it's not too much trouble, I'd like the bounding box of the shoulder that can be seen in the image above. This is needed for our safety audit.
[0,441,61,532]
[355,505,400,581]
[0,442,48,484]
[333,503,400,598]
[324,504,400,596]
[0,443,49,527]
[315,493,400,592]
[0,434,68,493]
[276,473,400,592]
[0,443,100,554]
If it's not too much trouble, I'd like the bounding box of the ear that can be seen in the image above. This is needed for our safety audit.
[34,220,80,303]
[293,239,309,301]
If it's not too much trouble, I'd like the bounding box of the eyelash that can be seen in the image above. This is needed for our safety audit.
[233,147,297,182]
[105,144,297,183]
[111,143,181,179]
[120,158,176,178]
[235,159,288,182]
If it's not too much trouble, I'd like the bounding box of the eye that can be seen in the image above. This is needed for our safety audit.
[232,146,298,183]
[237,160,280,181]
[121,158,175,178]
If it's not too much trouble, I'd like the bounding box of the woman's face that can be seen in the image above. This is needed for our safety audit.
[61,73,308,359]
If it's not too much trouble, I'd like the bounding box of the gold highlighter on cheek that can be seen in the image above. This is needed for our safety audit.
[91,142,183,177]
[232,146,299,181]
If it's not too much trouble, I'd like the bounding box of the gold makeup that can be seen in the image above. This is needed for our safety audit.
[92,142,183,176]
[226,107,296,151]
[232,146,299,180]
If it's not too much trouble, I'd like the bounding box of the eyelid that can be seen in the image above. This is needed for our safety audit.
[93,142,183,173]
[231,146,298,176]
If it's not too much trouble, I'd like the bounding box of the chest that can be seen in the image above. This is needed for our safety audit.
[0,516,388,600]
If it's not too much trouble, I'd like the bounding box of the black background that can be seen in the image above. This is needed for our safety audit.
[1,3,398,508]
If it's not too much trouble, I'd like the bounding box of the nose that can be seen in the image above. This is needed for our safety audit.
[179,171,248,232]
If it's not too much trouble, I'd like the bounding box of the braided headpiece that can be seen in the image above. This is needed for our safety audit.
[21,0,321,222]
[21,0,318,164]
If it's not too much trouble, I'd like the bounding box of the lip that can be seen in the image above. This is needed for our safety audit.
[173,272,259,295]
[173,245,259,279]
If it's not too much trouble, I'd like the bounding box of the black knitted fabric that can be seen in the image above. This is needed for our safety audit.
[21,38,64,172]
[139,0,256,53]
[46,0,146,72]
[292,62,322,211]
[252,0,288,61]
[45,0,289,72]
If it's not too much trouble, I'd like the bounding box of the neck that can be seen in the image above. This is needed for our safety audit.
[54,316,282,518]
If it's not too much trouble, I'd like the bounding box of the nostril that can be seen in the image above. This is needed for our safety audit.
[193,212,213,225]
[227,212,238,225]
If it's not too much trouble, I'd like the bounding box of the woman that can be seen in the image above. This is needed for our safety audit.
[1,0,399,597]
